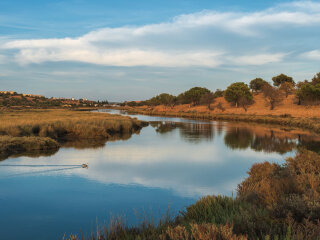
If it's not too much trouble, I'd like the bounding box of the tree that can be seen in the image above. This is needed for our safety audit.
[200,92,215,110]
[224,82,253,107]
[146,93,176,106]
[311,72,320,86]
[279,82,294,98]
[262,83,284,110]
[272,74,295,87]
[296,83,320,104]
[213,89,224,98]
[249,78,268,92]
[177,87,211,106]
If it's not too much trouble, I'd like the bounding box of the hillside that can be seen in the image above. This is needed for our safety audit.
[133,93,320,118]
[0,91,102,108]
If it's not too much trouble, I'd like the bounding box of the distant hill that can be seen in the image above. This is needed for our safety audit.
[0,91,107,108]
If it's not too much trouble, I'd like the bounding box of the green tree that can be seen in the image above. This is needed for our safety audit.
[177,87,211,106]
[249,78,268,92]
[272,74,295,87]
[213,89,224,98]
[296,83,320,104]
[224,82,253,107]
[311,72,320,86]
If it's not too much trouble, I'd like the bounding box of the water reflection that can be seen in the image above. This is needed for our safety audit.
[2,110,320,240]
[151,121,320,154]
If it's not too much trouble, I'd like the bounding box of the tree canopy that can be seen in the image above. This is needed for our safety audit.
[177,87,211,105]
[272,74,295,87]
[249,78,268,92]
[224,82,253,107]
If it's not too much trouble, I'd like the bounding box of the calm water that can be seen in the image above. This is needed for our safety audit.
[1,109,320,240]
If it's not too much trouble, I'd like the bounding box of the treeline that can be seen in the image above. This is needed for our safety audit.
[124,72,320,110]
[0,92,108,108]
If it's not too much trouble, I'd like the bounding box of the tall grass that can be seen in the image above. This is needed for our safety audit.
[0,109,148,159]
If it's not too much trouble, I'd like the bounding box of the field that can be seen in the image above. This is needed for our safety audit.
[0,109,148,160]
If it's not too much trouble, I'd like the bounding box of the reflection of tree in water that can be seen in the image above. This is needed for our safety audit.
[215,122,224,136]
[224,128,252,149]
[297,136,320,154]
[224,128,296,154]
[152,121,320,153]
[179,123,215,143]
[151,121,215,143]
[251,133,296,154]
[151,121,179,134]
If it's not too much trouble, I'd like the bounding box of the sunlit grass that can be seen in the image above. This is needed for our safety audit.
[0,109,148,159]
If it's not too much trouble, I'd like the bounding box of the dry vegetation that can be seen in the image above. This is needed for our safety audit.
[118,93,320,135]
[0,109,148,160]
[124,93,320,118]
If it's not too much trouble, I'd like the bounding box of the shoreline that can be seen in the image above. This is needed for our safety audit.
[116,106,320,135]
[0,109,149,161]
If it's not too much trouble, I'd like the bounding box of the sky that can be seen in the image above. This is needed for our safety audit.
[0,0,320,101]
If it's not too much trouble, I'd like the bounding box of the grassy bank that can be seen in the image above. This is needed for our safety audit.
[66,150,320,240]
[0,135,59,160]
[120,107,320,135]
[0,109,148,160]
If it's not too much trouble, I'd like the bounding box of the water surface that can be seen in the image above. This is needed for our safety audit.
[1,109,320,239]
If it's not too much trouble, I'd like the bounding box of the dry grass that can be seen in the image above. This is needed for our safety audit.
[0,135,59,160]
[0,109,148,160]
[132,93,320,118]
[0,109,147,138]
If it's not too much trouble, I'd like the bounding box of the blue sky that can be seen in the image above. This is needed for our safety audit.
[0,0,320,101]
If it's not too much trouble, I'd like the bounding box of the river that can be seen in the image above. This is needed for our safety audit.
[1,109,320,239]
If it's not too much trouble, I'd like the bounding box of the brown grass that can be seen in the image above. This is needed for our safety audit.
[0,135,59,160]
[0,109,148,160]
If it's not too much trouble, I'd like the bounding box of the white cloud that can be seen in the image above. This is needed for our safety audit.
[301,50,320,60]
[1,1,320,67]
[230,53,287,65]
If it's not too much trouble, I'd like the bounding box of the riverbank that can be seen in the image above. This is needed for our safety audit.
[66,150,320,240]
[0,109,148,160]
[117,106,320,136]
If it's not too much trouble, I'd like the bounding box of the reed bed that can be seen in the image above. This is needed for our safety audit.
[0,109,148,159]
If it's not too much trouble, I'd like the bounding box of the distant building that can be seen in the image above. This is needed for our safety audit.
[22,94,44,98]
[0,91,16,95]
